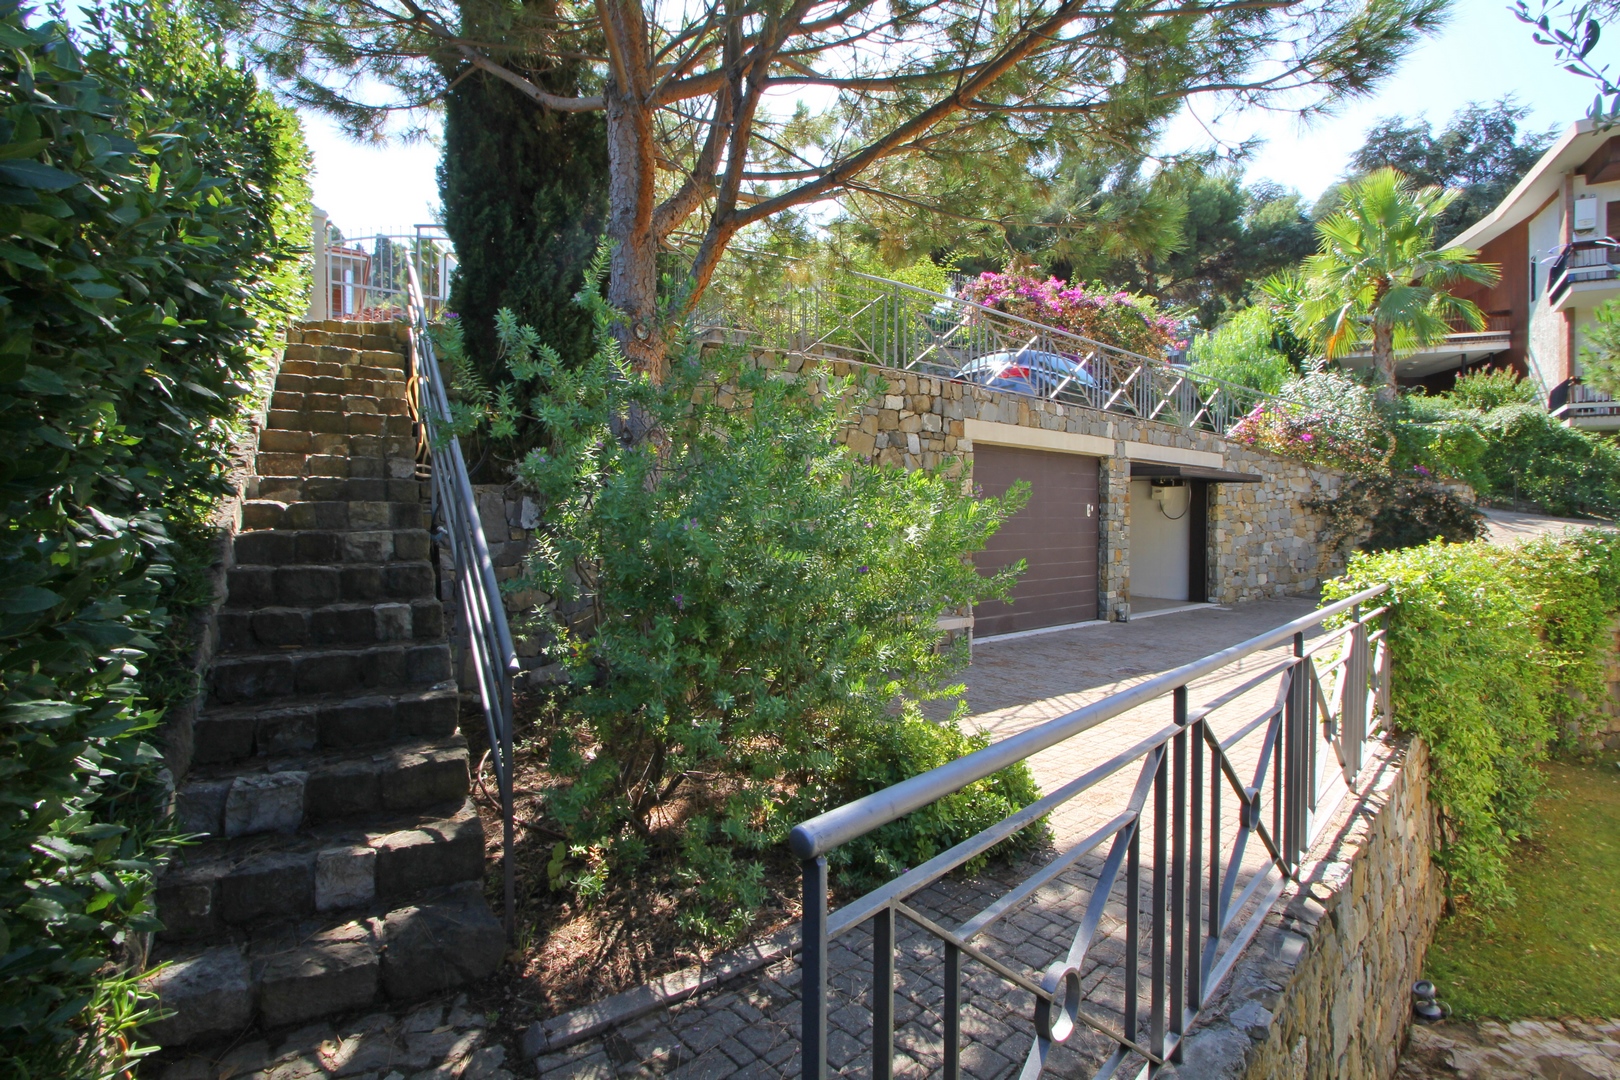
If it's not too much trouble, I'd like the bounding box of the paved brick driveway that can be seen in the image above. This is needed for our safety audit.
[536,598,1339,1079]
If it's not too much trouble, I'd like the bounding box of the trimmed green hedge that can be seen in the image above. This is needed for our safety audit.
[0,1,308,1073]
[1326,532,1620,906]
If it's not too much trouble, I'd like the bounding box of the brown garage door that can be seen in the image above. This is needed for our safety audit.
[973,445,1100,637]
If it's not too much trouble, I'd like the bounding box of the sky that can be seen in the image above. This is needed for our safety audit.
[305,0,1603,238]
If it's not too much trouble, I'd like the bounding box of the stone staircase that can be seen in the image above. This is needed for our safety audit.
[145,323,504,1049]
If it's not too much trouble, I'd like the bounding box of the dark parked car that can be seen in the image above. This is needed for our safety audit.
[954,349,1097,400]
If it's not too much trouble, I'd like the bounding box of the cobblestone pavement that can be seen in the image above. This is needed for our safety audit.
[156,993,515,1080]
[1394,1019,1620,1079]
[532,598,1341,1079]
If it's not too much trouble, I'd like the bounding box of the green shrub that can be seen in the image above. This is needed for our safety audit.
[826,706,1045,894]
[1474,403,1620,518]
[1388,393,1489,490]
[1311,474,1483,554]
[0,2,308,1072]
[473,252,1041,941]
[1447,367,1538,411]
[1228,368,1394,476]
[1185,304,1297,396]
[1325,532,1620,905]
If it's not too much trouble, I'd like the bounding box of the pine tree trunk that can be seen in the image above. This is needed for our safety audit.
[604,77,666,389]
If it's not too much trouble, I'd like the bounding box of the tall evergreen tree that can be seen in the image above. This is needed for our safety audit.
[438,43,607,389]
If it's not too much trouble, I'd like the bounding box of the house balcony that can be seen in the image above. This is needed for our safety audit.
[1337,314,1514,379]
[1548,239,1620,312]
[1550,379,1620,430]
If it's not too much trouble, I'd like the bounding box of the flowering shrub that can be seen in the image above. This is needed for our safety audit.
[1227,370,1394,476]
[960,271,1180,357]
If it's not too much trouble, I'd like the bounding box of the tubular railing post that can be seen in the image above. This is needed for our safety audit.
[1170,688,1187,1060]
[1287,630,1307,870]
[802,857,829,1080]
[1151,746,1168,1061]
[943,944,961,1080]
[1187,713,1204,1014]
[873,904,895,1080]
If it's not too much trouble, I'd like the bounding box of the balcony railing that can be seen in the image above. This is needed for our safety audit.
[1548,239,1620,304]
[1551,378,1620,419]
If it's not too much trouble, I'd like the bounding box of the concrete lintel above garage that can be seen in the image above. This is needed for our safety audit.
[1121,441,1224,469]
[963,418,1113,457]
[1130,462,1262,484]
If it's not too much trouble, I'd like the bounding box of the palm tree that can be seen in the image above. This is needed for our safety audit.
[1287,167,1500,401]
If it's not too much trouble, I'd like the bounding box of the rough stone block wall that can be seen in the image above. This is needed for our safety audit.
[1166,738,1443,1080]
[459,353,1352,638]
[1588,618,1620,751]
[780,353,1348,607]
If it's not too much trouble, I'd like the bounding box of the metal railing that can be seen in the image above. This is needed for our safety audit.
[693,255,1269,436]
[402,262,520,938]
[1549,238,1620,303]
[1551,377,1620,420]
[325,227,455,321]
[791,584,1391,1078]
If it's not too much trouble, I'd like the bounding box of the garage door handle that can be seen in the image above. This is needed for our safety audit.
[1087,503,1095,516]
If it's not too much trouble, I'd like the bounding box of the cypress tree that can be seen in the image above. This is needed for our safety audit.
[438,44,607,427]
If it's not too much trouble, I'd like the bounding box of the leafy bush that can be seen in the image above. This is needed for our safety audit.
[1227,368,1394,476]
[1310,473,1483,554]
[0,2,308,1072]
[1185,304,1297,395]
[1325,532,1620,905]
[1388,393,1489,490]
[960,270,1180,357]
[1447,366,1538,411]
[474,254,1042,941]
[1471,404,1620,519]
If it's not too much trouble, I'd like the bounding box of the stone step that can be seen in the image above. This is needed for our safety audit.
[191,685,459,766]
[245,473,428,504]
[239,498,429,533]
[257,428,415,459]
[273,368,406,397]
[174,734,470,840]
[283,342,408,370]
[253,451,418,480]
[266,408,411,442]
[280,356,408,384]
[142,882,503,1045]
[217,598,444,655]
[226,560,436,610]
[268,390,412,417]
[155,799,485,944]
[233,527,431,568]
[291,324,406,350]
[260,405,414,439]
[208,640,451,706]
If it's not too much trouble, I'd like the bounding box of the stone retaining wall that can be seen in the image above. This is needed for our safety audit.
[457,355,1352,657]
[778,352,1349,609]
[1591,618,1620,751]
[1166,738,1443,1080]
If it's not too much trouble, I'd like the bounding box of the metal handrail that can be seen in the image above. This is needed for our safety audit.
[792,583,1392,1078]
[692,252,1272,436]
[403,261,520,939]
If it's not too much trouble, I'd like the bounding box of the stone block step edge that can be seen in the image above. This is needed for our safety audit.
[521,924,800,1061]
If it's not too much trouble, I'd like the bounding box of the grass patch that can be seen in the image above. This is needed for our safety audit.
[1423,753,1620,1019]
